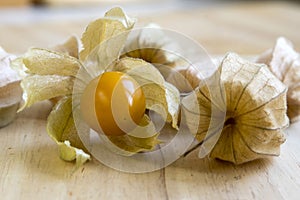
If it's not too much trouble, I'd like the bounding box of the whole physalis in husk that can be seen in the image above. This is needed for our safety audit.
[80,71,146,136]
[182,53,289,164]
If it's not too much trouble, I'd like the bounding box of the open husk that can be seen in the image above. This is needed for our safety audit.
[12,7,181,166]
[182,53,289,164]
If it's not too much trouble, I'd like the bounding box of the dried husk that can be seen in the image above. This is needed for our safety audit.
[14,46,90,166]
[113,57,180,129]
[0,47,22,127]
[80,7,135,62]
[74,56,177,156]
[165,65,203,93]
[12,7,176,165]
[123,24,180,68]
[50,36,80,105]
[47,96,90,167]
[13,37,85,165]
[182,53,289,164]
[257,37,300,123]
[51,36,79,58]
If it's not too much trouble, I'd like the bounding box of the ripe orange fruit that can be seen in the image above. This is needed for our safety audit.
[80,71,146,136]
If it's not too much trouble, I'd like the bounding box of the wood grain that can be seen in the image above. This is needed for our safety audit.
[0,2,300,200]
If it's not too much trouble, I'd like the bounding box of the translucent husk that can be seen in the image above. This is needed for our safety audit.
[182,53,289,164]
[257,37,300,123]
[12,7,180,166]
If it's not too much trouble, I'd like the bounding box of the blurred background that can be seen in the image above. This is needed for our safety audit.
[0,0,299,55]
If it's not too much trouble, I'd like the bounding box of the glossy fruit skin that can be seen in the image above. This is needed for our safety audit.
[81,71,146,136]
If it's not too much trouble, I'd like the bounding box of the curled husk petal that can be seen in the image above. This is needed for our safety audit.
[47,96,90,166]
[20,75,74,110]
[14,47,88,164]
[105,115,160,156]
[257,37,300,123]
[80,7,135,61]
[22,48,81,77]
[13,47,81,111]
[183,53,289,164]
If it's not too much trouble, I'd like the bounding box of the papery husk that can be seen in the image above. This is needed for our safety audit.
[182,53,289,164]
[49,36,80,105]
[14,47,88,165]
[16,47,80,111]
[0,47,22,127]
[257,37,300,123]
[22,48,81,77]
[104,115,160,156]
[165,65,203,93]
[20,75,74,110]
[12,7,140,166]
[123,24,180,68]
[51,36,79,58]
[13,41,84,164]
[47,96,90,167]
[80,7,135,61]
[113,57,180,129]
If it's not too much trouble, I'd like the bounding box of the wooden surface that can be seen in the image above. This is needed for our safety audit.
[0,0,29,7]
[1,1,300,199]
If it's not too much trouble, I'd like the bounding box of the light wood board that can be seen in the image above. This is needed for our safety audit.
[0,1,300,199]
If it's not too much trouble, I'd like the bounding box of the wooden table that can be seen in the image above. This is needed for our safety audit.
[1,1,300,199]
